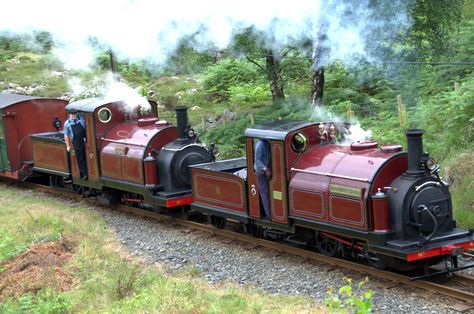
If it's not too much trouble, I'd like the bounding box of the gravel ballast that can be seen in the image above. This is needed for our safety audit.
[98,208,473,314]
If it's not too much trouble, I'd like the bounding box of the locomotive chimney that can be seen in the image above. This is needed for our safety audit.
[175,106,189,139]
[405,129,424,175]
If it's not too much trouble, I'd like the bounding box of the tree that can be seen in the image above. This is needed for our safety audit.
[231,27,301,102]
[264,49,285,101]
[403,0,466,59]
[310,18,329,107]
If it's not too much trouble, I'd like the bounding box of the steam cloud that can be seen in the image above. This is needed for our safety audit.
[0,0,409,135]
[0,0,410,70]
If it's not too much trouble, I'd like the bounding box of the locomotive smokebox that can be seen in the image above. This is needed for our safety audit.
[405,129,424,176]
[175,106,189,139]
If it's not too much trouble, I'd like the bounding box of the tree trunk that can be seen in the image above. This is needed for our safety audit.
[265,50,285,102]
[310,20,328,107]
[109,50,119,80]
[310,67,324,107]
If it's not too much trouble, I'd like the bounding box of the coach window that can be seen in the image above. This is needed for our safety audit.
[98,107,112,123]
[290,132,308,153]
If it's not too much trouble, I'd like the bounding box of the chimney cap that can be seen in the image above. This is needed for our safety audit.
[405,129,424,136]
[175,106,188,111]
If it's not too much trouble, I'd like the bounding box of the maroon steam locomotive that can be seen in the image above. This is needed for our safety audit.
[0,92,472,276]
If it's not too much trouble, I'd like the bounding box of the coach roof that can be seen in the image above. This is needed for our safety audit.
[0,93,54,109]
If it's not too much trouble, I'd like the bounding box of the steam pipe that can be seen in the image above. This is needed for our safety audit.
[175,106,189,139]
[405,129,424,175]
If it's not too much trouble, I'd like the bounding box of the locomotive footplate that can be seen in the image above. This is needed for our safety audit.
[369,233,474,261]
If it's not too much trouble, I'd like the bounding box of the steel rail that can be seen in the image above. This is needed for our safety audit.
[23,183,474,305]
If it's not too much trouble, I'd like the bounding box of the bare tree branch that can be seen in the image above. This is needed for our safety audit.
[245,56,265,71]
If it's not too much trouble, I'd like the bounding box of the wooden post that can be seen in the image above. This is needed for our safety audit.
[250,113,255,124]
[347,102,354,120]
[396,95,407,127]
[454,82,461,92]
[201,116,206,130]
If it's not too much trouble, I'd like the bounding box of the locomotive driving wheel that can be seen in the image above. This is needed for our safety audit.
[315,232,339,257]
[210,215,226,229]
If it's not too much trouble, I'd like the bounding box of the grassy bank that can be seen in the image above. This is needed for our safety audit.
[0,184,321,313]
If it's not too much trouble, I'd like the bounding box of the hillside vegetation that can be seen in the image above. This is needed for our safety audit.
[0,5,472,220]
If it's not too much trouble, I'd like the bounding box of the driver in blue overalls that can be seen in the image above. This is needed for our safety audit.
[64,109,88,180]
[254,139,271,218]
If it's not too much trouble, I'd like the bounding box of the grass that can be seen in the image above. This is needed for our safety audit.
[0,184,322,313]
[444,148,474,229]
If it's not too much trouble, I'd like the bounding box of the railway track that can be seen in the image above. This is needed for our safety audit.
[22,182,474,307]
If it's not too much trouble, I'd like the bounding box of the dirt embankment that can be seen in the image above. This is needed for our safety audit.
[0,237,76,300]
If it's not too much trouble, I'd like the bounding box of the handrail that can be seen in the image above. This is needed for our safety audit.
[290,167,370,183]
[100,137,147,148]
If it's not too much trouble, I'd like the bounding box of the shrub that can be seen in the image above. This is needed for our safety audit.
[325,277,373,314]
[203,58,264,101]
[228,82,271,103]
[0,290,71,314]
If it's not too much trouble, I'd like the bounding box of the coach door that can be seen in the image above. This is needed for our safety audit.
[247,137,262,218]
[0,115,9,171]
[268,140,288,224]
[246,137,289,224]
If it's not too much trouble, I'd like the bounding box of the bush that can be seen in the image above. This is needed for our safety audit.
[0,290,71,314]
[203,58,264,101]
[412,78,474,160]
[229,82,271,103]
[325,277,373,314]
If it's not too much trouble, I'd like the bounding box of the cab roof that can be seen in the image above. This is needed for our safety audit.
[0,93,60,109]
[244,120,317,141]
[65,97,123,113]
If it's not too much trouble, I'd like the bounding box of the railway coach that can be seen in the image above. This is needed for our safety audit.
[0,93,68,180]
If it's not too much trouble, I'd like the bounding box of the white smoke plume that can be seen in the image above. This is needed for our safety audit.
[0,0,410,71]
[68,74,151,112]
[310,104,372,144]
[342,123,373,144]
[102,77,151,113]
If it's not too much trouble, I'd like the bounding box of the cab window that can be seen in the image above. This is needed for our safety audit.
[98,107,112,123]
[290,132,308,153]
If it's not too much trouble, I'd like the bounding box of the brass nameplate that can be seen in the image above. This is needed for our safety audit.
[115,146,128,155]
[330,184,361,198]
[273,191,282,200]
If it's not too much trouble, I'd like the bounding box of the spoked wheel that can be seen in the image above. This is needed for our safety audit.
[315,232,339,257]
[210,216,226,229]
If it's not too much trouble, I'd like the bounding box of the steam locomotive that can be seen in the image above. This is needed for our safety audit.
[0,93,472,277]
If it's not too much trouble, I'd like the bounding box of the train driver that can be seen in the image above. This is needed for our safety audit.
[64,109,88,180]
[254,139,272,218]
